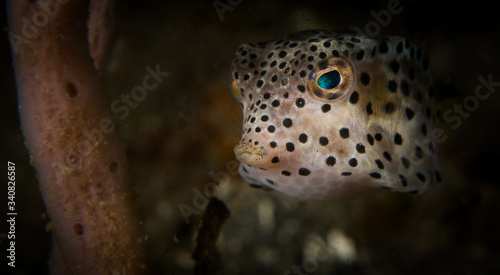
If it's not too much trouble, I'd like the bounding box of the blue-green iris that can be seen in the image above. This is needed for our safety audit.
[317,70,341,89]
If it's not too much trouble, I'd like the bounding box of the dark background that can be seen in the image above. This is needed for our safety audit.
[1,0,499,274]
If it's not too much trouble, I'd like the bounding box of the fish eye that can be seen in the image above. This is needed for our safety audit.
[308,57,355,101]
[317,70,341,89]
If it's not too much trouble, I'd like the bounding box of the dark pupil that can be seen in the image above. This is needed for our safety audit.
[317,70,341,89]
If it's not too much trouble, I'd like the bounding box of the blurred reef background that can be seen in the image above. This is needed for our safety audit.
[1,0,499,274]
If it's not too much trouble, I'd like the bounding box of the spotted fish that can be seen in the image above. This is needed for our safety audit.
[228,30,442,201]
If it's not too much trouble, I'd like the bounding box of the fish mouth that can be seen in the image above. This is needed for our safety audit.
[234,141,269,168]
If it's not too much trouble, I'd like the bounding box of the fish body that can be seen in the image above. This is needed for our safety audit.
[228,30,441,201]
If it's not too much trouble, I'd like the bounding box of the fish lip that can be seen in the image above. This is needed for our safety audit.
[234,141,269,168]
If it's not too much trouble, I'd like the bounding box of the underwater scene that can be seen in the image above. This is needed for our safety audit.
[1,0,500,274]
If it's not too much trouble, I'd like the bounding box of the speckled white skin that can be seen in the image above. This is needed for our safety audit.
[229,30,442,201]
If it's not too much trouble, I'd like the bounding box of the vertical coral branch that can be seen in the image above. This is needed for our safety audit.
[88,0,116,70]
[7,0,150,274]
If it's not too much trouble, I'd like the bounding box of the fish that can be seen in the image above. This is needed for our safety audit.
[228,30,442,201]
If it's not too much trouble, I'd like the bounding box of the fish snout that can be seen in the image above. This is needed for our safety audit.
[234,140,271,169]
